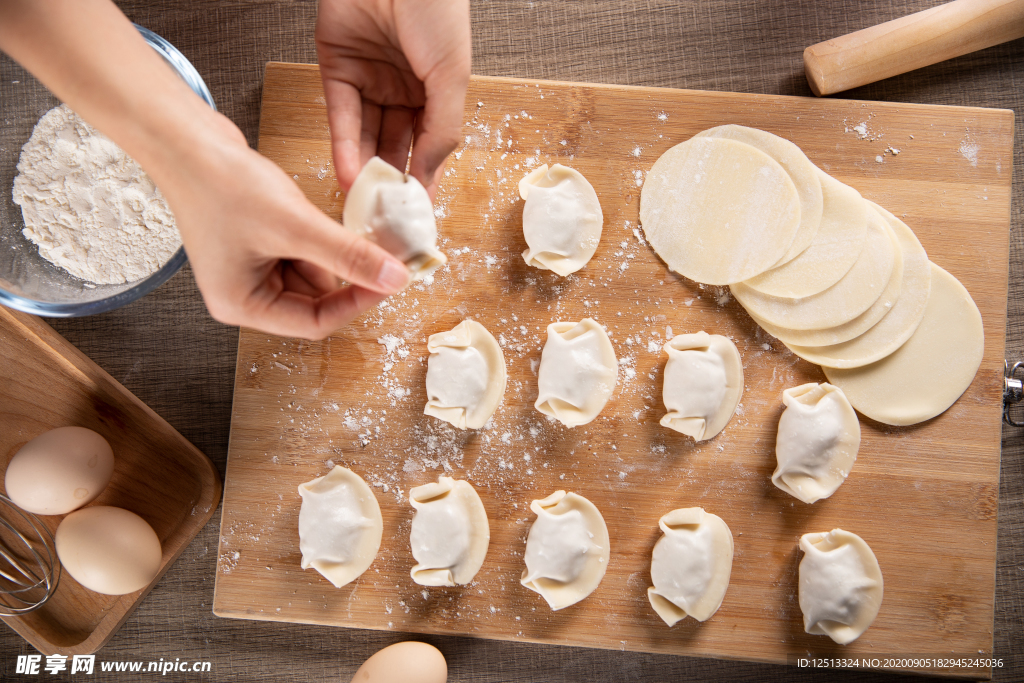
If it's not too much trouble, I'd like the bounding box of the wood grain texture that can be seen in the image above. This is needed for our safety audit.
[804,0,1024,96]
[0,307,222,655]
[213,63,1012,678]
[1,2,1019,681]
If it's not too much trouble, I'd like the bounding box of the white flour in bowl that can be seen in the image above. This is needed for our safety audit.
[12,104,180,285]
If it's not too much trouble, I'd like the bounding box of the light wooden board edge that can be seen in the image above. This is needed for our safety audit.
[266,63,1016,119]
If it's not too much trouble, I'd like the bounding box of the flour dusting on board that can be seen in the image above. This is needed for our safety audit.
[959,131,980,167]
[844,116,882,141]
[222,85,794,623]
[216,75,1003,660]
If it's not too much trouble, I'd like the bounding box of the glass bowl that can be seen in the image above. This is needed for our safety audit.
[0,24,214,317]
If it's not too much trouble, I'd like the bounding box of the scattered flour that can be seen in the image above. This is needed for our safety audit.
[235,100,790,627]
[843,116,882,142]
[377,334,412,403]
[959,133,980,167]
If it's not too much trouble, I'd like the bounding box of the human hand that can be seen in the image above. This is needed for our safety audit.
[315,0,471,198]
[0,0,411,340]
[156,112,410,340]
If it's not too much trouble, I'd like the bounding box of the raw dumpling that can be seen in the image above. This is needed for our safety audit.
[521,490,610,610]
[297,466,383,588]
[409,476,490,586]
[519,163,603,275]
[799,529,884,645]
[424,320,506,429]
[772,383,860,504]
[342,156,447,280]
[535,318,617,427]
[660,332,744,441]
[647,507,734,626]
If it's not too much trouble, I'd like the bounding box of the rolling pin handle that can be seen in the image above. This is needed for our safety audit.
[805,0,1024,96]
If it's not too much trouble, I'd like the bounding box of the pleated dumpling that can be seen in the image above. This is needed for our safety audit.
[772,383,861,504]
[660,332,743,441]
[297,466,383,588]
[535,318,617,427]
[799,529,884,645]
[521,490,610,611]
[424,320,506,429]
[343,156,447,280]
[647,507,734,626]
[519,163,603,276]
[409,476,490,586]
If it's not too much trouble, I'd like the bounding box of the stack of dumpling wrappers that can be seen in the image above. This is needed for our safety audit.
[639,125,984,427]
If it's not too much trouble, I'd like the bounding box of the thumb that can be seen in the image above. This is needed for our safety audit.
[293,210,411,294]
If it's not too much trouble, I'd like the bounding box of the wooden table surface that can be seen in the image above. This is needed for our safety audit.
[1,1,1021,681]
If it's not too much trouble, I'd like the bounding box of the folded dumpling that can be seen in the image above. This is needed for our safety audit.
[342,156,447,280]
[409,476,490,586]
[535,318,617,427]
[647,507,734,626]
[519,163,603,276]
[799,529,884,645]
[424,320,506,429]
[297,466,383,588]
[772,383,860,504]
[660,332,743,441]
[521,490,610,610]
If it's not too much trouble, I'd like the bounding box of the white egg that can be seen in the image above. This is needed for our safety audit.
[55,506,162,595]
[351,642,447,683]
[4,426,115,515]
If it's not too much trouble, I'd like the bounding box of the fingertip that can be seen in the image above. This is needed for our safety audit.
[408,133,459,191]
[333,138,362,192]
[320,80,364,192]
[431,161,447,198]
[422,161,447,202]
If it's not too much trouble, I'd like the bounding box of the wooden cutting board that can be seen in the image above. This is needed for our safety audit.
[213,62,1012,678]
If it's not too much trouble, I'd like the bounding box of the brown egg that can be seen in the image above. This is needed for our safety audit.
[5,426,114,515]
[350,642,447,683]
[55,506,162,595]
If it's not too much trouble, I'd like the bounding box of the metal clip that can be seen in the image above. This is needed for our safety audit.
[1004,361,1024,426]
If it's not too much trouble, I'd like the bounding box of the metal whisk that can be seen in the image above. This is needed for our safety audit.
[0,493,60,615]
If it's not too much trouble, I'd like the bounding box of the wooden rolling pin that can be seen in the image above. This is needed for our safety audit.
[804,0,1024,96]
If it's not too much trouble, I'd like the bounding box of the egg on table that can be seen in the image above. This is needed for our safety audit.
[55,506,162,595]
[4,426,114,515]
[351,642,447,683]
